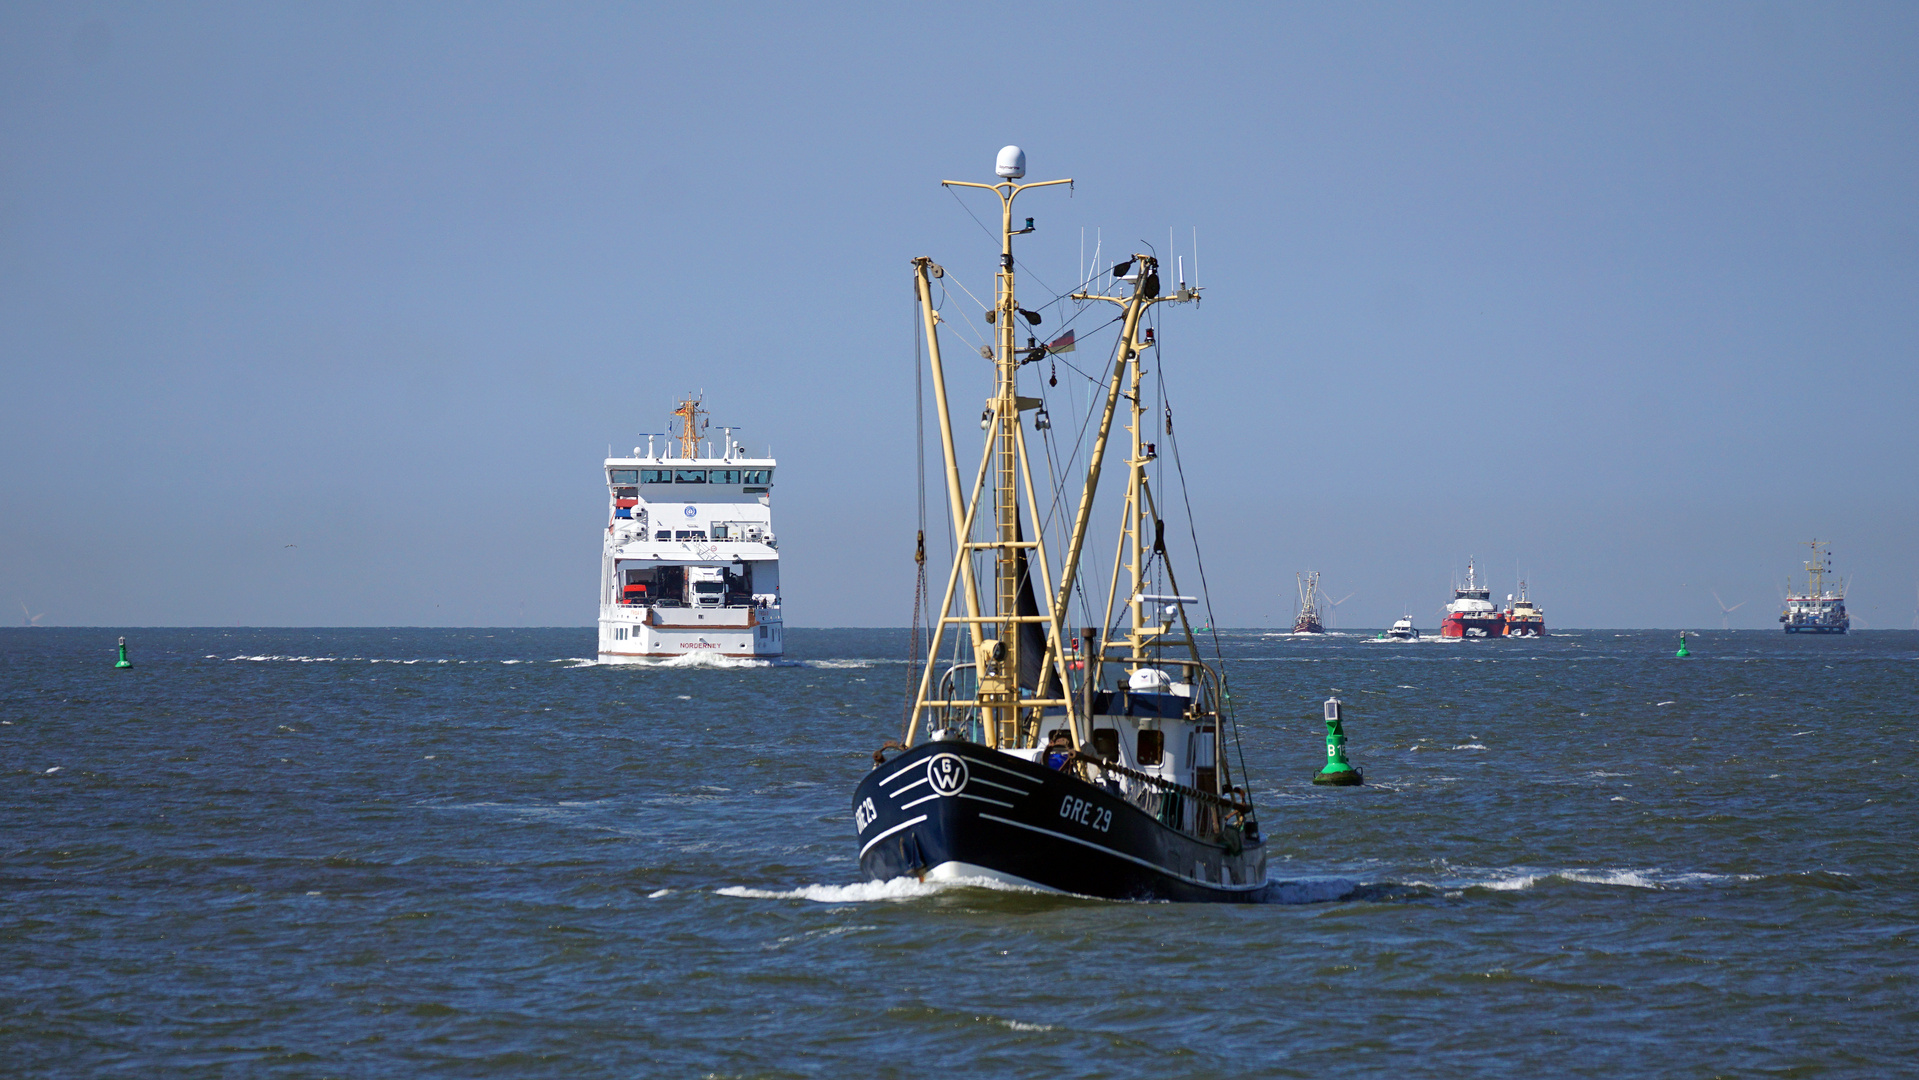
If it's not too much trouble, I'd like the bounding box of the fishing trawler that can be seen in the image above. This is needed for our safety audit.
[1781,540,1848,634]
[1440,559,1504,638]
[596,397,783,661]
[851,148,1266,901]
[1292,572,1325,634]
[1503,581,1545,637]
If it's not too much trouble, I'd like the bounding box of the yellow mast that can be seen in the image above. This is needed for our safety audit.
[1073,256,1201,680]
[902,154,1072,751]
[671,395,708,459]
[901,155,1201,758]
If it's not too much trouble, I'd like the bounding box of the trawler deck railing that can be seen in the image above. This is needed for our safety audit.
[1072,750,1252,814]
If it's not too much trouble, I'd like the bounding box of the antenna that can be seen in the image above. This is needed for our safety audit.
[995,145,1026,179]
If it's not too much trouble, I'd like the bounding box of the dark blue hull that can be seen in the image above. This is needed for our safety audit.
[1785,625,1848,634]
[852,739,1268,903]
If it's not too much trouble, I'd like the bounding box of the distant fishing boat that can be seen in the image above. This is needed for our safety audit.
[852,147,1266,901]
[1292,572,1325,634]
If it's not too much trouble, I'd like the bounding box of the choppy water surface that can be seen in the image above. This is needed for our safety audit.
[4,627,1915,1077]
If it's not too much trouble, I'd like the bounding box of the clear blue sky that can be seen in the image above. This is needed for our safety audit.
[3,3,1914,629]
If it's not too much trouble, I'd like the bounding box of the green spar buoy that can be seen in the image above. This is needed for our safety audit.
[1312,695,1362,786]
[114,636,132,669]
[1676,632,1690,658]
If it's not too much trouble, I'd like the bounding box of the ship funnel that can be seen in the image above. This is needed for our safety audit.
[995,145,1026,179]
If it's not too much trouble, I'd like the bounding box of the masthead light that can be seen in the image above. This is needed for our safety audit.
[996,145,1026,179]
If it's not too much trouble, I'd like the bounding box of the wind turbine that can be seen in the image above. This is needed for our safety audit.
[1710,590,1745,631]
[1321,590,1356,629]
[20,600,45,627]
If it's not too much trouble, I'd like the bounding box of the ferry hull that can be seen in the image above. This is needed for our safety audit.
[1505,617,1546,638]
[1784,624,1847,635]
[1440,614,1506,638]
[852,740,1269,903]
[597,605,782,661]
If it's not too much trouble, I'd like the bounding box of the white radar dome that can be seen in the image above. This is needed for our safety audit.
[995,145,1026,179]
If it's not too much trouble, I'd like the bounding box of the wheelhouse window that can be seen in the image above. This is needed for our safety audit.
[740,469,773,485]
[640,469,673,484]
[609,468,639,485]
[1136,729,1164,766]
[673,469,707,484]
[707,469,741,485]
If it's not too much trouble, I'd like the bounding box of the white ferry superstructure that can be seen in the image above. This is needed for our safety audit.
[597,397,782,661]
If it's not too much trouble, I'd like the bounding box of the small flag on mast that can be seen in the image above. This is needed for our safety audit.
[1046,329,1075,354]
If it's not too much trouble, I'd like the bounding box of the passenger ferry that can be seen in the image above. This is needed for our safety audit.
[597,397,782,661]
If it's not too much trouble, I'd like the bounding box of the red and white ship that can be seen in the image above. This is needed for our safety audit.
[1440,559,1505,638]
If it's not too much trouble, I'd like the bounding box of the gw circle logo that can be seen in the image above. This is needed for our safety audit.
[927,754,969,797]
[683,506,698,518]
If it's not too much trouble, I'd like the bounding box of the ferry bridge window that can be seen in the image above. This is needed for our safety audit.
[655,531,672,540]
[609,469,639,485]
[673,470,707,483]
[707,469,741,485]
[675,530,706,540]
[640,470,672,484]
[740,469,773,485]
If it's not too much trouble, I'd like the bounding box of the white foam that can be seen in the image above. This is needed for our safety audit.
[716,875,1037,903]
[1451,743,1488,751]
[998,1020,1056,1032]
[1443,867,1763,893]
[633,653,772,670]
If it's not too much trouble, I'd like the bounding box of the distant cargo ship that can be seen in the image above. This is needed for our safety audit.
[1781,540,1848,634]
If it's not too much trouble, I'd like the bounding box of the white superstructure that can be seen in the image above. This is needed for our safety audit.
[597,397,782,660]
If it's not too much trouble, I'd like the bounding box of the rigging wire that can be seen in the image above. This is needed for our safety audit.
[905,287,930,727]
[1157,330,1256,797]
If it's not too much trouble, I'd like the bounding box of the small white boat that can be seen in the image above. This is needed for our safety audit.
[1386,614,1419,640]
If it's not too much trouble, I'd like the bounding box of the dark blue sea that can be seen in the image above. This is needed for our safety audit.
[3,627,1915,1077]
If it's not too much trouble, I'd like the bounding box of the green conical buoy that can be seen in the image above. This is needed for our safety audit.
[114,636,132,669]
[1313,696,1363,786]
[1675,632,1690,659]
